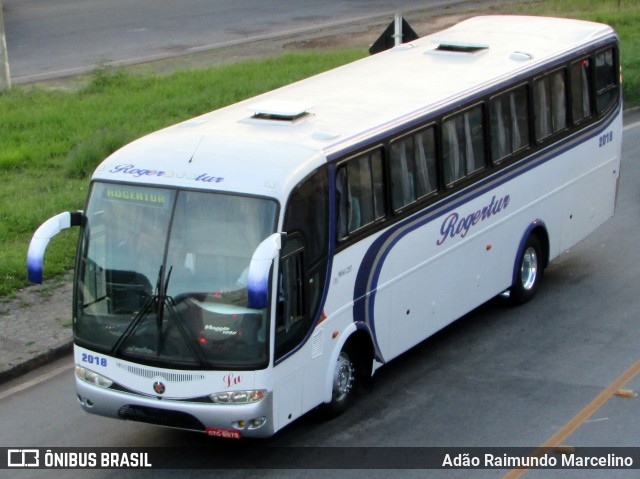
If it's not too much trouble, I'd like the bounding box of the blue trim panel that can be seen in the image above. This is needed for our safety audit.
[248,274,270,309]
[27,256,44,284]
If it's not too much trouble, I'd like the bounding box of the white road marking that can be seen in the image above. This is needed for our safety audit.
[0,362,74,401]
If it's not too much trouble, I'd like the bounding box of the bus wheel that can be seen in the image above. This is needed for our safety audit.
[510,234,543,305]
[321,347,357,418]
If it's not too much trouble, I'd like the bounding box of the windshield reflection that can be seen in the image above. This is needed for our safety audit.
[75,182,277,370]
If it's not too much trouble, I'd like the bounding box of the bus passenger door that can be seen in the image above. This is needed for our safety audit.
[272,166,330,430]
[275,237,307,360]
[272,238,306,430]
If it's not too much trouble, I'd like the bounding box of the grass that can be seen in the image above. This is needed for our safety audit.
[0,0,638,298]
[0,50,366,297]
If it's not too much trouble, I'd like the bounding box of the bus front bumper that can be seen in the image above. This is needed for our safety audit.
[75,378,275,438]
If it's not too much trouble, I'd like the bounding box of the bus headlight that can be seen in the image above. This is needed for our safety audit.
[210,390,266,404]
[75,365,113,388]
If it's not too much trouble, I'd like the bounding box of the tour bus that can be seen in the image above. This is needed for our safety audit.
[28,16,621,439]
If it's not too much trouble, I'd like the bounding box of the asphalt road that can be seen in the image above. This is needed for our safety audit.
[3,0,478,83]
[1,2,639,475]
[1,117,639,478]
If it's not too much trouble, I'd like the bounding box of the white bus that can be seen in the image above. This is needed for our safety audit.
[28,15,622,439]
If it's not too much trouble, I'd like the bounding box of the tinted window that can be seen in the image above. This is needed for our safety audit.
[275,236,306,360]
[390,126,438,211]
[534,70,567,141]
[443,105,486,185]
[570,58,592,123]
[336,149,385,238]
[283,167,328,266]
[490,85,530,163]
[595,48,618,113]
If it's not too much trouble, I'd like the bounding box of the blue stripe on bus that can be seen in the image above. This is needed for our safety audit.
[353,106,620,363]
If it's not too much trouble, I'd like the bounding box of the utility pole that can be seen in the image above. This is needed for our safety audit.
[0,0,11,91]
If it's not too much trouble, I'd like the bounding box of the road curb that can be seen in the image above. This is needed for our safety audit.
[0,341,73,385]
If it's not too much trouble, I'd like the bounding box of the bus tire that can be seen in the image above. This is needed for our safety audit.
[510,234,543,305]
[321,345,358,418]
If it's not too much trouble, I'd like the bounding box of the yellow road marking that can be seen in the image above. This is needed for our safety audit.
[502,358,640,479]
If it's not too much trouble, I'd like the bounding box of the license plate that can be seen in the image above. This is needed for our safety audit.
[205,428,242,439]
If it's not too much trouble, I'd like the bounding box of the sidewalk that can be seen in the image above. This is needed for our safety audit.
[0,273,73,383]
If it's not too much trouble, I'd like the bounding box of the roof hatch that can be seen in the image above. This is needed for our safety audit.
[247,100,313,123]
[429,41,489,55]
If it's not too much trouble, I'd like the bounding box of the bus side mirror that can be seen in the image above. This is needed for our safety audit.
[247,232,284,309]
[27,211,83,284]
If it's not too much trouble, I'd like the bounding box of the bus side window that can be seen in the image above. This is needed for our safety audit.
[414,129,438,197]
[570,58,592,123]
[595,48,618,114]
[443,104,486,185]
[534,69,567,141]
[275,236,306,359]
[390,126,437,211]
[490,85,530,163]
[336,149,385,238]
[391,138,415,211]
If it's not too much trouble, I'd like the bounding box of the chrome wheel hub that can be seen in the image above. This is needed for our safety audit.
[333,352,355,402]
[520,246,538,291]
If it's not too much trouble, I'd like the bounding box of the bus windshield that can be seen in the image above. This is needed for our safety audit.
[75,182,278,370]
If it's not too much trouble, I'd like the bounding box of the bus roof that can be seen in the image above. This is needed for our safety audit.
[93,15,615,200]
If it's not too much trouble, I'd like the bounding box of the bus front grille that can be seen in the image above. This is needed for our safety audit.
[118,405,205,431]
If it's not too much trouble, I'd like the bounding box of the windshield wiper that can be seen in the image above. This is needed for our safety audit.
[111,264,208,368]
[110,266,163,357]
[154,265,170,354]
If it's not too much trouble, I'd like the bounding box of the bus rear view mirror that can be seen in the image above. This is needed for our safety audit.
[247,233,284,309]
[27,211,83,284]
